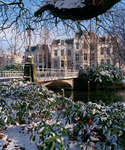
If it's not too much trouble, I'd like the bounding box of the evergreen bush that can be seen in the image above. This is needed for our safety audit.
[79,63,124,90]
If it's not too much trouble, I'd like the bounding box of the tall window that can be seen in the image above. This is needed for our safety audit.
[36,54,37,62]
[101,48,104,55]
[39,54,42,63]
[54,50,57,56]
[107,47,110,55]
[68,50,71,56]
[76,65,79,70]
[91,54,94,60]
[61,60,64,67]
[84,53,87,60]
[68,60,71,68]
[76,43,79,49]
[61,50,64,56]
[75,54,79,61]
[99,37,105,43]
[82,41,88,49]
[54,60,57,68]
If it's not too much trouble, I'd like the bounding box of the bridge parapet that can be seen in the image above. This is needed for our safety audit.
[0,69,79,83]
[37,68,78,82]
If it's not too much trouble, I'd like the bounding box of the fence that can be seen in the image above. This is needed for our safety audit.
[0,71,24,78]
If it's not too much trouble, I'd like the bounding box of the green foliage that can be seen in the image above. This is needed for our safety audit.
[0,63,23,71]
[79,63,124,90]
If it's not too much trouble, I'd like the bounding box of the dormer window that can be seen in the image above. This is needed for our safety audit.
[61,40,65,45]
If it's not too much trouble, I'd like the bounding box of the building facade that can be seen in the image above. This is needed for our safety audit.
[25,44,51,69]
[0,52,22,68]
[51,31,121,70]
[50,38,74,70]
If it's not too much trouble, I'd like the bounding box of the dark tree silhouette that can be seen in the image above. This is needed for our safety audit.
[34,0,121,21]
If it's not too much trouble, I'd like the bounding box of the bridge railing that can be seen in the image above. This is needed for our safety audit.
[37,68,79,81]
[0,71,24,78]
[0,69,79,81]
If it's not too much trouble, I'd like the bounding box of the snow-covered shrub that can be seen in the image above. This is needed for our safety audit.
[79,63,124,90]
[0,80,125,150]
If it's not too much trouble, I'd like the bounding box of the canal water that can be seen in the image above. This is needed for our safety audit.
[53,89,125,105]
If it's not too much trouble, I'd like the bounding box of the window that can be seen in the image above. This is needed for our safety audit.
[82,42,88,49]
[99,37,105,43]
[107,37,110,42]
[111,37,115,43]
[84,53,87,60]
[76,43,79,49]
[101,48,104,55]
[75,31,82,37]
[68,60,71,68]
[76,65,79,70]
[39,54,42,63]
[68,50,71,56]
[36,54,37,62]
[90,41,96,51]
[107,48,110,55]
[91,54,94,60]
[54,50,57,56]
[34,57,35,62]
[54,61,57,68]
[61,40,65,45]
[61,60,64,67]
[75,54,79,61]
[39,65,42,71]
[61,50,64,56]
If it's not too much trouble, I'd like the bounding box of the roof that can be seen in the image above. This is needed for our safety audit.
[52,38,74,45]
[26,44,49,52]
[25,46,36,52]
[52,39,60,45]
[65,38,74,44]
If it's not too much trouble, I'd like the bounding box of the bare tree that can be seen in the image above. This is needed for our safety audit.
[99,2,125,67]
[0,0,124,61]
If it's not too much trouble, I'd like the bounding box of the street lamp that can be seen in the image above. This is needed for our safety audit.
[26,25,34,56]
[24,25,37,83]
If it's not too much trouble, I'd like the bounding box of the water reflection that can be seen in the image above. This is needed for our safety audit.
[53,89,125,105]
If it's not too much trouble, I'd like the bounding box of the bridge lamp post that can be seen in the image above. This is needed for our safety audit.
[26,25,34,57]
[24,25,37,83]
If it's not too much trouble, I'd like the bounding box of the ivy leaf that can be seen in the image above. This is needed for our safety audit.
[32,135,35,141]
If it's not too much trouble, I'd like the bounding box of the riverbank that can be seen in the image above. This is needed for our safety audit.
[0,80,125,150]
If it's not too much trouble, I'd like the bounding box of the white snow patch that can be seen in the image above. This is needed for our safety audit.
[46,0,85,9]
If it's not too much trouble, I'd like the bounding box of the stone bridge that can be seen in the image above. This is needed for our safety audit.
[37,68,79,90]
[39,78,75,90]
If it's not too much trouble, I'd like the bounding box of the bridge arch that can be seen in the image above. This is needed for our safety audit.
[39,79,74,90]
